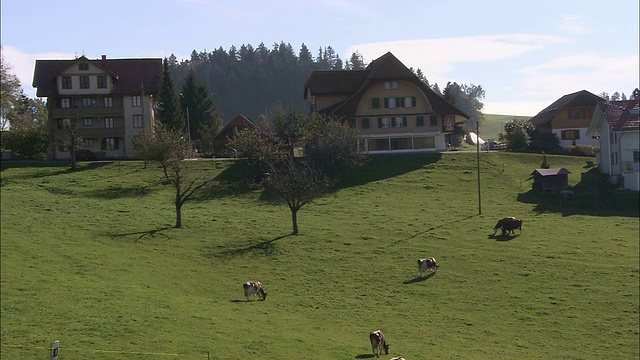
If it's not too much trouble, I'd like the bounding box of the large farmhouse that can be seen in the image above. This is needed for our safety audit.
[32,55,162,160]
[528,90,604,148]
[587,98,640,191]
[304,52,469,153]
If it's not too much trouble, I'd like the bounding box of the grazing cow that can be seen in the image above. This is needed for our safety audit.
[418,257,438,277]
[389,358,406,360]
[243,281,267,301]
[492,217,523,236]
[369,330,389,358]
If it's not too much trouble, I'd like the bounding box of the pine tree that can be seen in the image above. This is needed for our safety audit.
[180,71,222,145]
[157,58,184,131]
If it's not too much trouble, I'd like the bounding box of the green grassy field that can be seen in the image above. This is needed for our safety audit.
[481,113,532,141]
[1,153,638,359]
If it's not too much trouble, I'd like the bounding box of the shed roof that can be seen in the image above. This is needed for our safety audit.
[531,168,571,176]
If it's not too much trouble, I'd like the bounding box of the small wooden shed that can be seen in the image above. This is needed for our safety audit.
[213,114,257,152]
[531,168,571,192]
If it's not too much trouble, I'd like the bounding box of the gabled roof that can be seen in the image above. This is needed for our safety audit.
[224,114,255,128]
[598,99,640,132]
[529,90,604,126]
[32,55,162,97]
[531,168,571,176]
[304,52,469,119]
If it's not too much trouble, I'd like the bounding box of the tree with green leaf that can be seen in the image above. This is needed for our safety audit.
[133,123,210,228]
[229,109,363,235]
[180,71,223,148]
[157,58,184,132]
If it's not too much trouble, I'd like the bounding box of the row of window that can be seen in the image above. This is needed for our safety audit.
[358,115,439,129]
[59,138,119,152]
[57,115,143,129]
[360,136,436,151]
[372,96,417,109]
[59,96,141,109]
[61,75,108,90]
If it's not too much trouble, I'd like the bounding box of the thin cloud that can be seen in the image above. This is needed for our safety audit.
[347,34,569,87]
[557,14,592,35]
[517,52,639,98]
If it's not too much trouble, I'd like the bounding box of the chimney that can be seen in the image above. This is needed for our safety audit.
[101,55,106,66]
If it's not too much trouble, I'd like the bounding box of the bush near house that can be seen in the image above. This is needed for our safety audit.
[564,145,599,157]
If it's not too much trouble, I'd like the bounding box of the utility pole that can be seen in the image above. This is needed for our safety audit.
[476,119,482,215]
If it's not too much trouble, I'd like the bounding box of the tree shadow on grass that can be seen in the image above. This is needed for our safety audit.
[211,233,294,259]
[391,215,476,246]
[403,272,437,284]
[109,226,173,243]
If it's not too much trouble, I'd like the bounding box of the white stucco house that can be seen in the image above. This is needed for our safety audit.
[587,98,640,191]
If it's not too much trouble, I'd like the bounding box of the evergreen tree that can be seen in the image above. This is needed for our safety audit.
[180,71,222,146]
[157,58,184,131]
[346,51,366,70]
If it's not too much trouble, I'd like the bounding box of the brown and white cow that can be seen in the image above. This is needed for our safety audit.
[492,217,523,236]
[389,357,406,360]
[418,257,438,277]
[369,330,389,358]
[243,281,267,301]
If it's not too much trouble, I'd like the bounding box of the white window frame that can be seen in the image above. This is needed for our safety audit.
[97,75,107,89]
[83,138,94,147]
[133,115,143,128]
[104,117,114,128]
[104,97,113,108]
[61,98,71,108]
[380,117,390,128]
[83,118,93,126]
[104,138,115,150]
[393,117,405,128]
[132,96,141,107]
[404,96,413,108]
[392,81,398,89]
[387,97,396,109]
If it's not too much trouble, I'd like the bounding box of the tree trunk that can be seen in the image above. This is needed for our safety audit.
[175,202,182,228]
[175,179,182,228]
[291,207,298,235]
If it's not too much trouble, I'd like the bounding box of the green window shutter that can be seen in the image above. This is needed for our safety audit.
[412,96,416,107]
[417,116,424,126]
[399,97,405,107]
[403,117,407,127]
[384,98,389,108]
[372,98,380,109]
[378,118,383,128]
[362,118,370,129]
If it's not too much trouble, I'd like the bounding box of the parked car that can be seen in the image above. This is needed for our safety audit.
[482,140,500,150]
[74,149,97,161]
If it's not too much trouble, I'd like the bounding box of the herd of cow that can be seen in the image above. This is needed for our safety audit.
[241,217,522,358]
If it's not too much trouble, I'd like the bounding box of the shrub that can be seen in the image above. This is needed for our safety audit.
[564,145,599,157]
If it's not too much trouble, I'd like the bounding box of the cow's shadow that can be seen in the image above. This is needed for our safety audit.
[403,272,437,284]
[354,354,375,359]
[488,233,520,241]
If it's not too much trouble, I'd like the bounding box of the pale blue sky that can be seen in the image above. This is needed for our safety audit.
[2,0,638,116]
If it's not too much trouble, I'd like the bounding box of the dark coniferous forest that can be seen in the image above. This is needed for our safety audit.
[167,42,367,123]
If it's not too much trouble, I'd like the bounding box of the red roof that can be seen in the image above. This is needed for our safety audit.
[32,55,162,97]
[597,99,640,132]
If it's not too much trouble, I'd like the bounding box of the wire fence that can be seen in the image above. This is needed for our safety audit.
[1,343,213,359]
